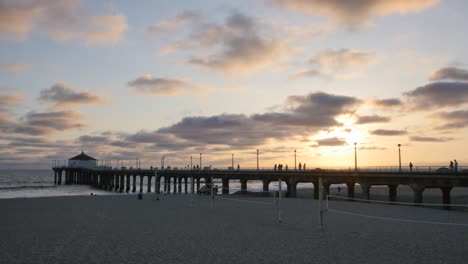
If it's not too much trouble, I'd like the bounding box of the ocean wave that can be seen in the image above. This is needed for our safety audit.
[0,185,56,190]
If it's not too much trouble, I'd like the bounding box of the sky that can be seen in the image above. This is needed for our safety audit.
[1,0,468,169]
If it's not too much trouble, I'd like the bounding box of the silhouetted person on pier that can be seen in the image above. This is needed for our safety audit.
[274,164,277,171]
[298,162,302,170]
[454,160,458,171]
[450,161,454,170]
[285,165,288,171]
[303,163,306,170]
[237,164,240,171]
[409,162,413,172]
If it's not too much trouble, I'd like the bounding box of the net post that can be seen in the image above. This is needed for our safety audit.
[210,176,214,208]
[154,169,159,201]
[319,177,323,226]
[278,178,282,223]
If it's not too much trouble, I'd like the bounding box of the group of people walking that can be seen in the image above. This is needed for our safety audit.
[273,162,306,171]
[449,160,459,171]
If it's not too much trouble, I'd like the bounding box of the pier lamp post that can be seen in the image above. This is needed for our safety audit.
[354,142,357,171]
[200,153,202,170]
[257,149,259,170]
[398,144,402,172]
[232,153,234,169]
[190,156,192,169]
[294,150,297,171]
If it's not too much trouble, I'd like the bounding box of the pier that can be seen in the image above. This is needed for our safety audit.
[52,167,468,206]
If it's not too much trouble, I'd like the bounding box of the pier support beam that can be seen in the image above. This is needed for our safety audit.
[360,183,371,200]
[222,178,229,194]
[196,178,200,192]
[147,176,152,193]
[139,176,144,193]
[178,177,182,193]
[410,185,425,204]
[132,175,136,193]
[313,182,319,200]
[347,183,355,199]
[167,177,172,193]
[388,184,398,202]
[322,183,330,200]
[240,179,247,193]
[288,182,297,198]
[58,171,62,185]
[441,187,452,209]
[173,177,177,193]
[262,180,270,192]
[184,177,188,194]
[120,175,124,192]
[126,175,130,193]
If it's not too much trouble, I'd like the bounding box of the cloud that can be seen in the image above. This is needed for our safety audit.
[0,63,31,72]
[9,111,85,135]
[372,98,402,108]
[314,137,347,147]
[410,136,453,142]
[405,82,468,110]
[39,82,104,107]
[166,11,290,75]
[156,92,361,148]
[0,92,24,111]
[370,129,407,136]
[311,49,377,70]
[429,67,468,81]
[271,0,439,30]
[434,110,468,130]
[293,48,376,79]
[128,75,200,96]
[356,115,390,124]
[0,0,127,45]
[290,69,330,80]
[146,11,201,33]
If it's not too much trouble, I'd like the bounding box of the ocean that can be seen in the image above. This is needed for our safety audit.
[0,169,114,199]
[0,169,285,199]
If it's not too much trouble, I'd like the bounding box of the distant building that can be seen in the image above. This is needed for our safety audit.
[68,151,97,168]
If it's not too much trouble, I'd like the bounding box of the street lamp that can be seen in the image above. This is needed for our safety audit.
[354,142,357,171]
[294,150,297,171]
[190,156,192,169]
[200,153,202,170]
[256,149,259,170]
[232,153,234,169]
[398,144,402,172]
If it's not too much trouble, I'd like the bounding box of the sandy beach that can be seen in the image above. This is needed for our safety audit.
[1,187,467,264]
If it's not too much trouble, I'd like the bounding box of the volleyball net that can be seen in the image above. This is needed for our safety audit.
[324,194,468,227]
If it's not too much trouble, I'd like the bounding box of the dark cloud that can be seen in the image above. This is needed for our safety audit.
[410,136,453,142]
[166,11,289,75]
[271,0,438,30]
[157,92,361,148]
[356,115,390,124]
[7,111,85,135]
[370,129,407,136]
[314,137,347,147]
[39,83,103,107]
[128,75,198,96]
[405,82,468,110]
[78,135,110,144]
[372,98,402,108]
[429,67,468,81]
[434,110,468,130]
